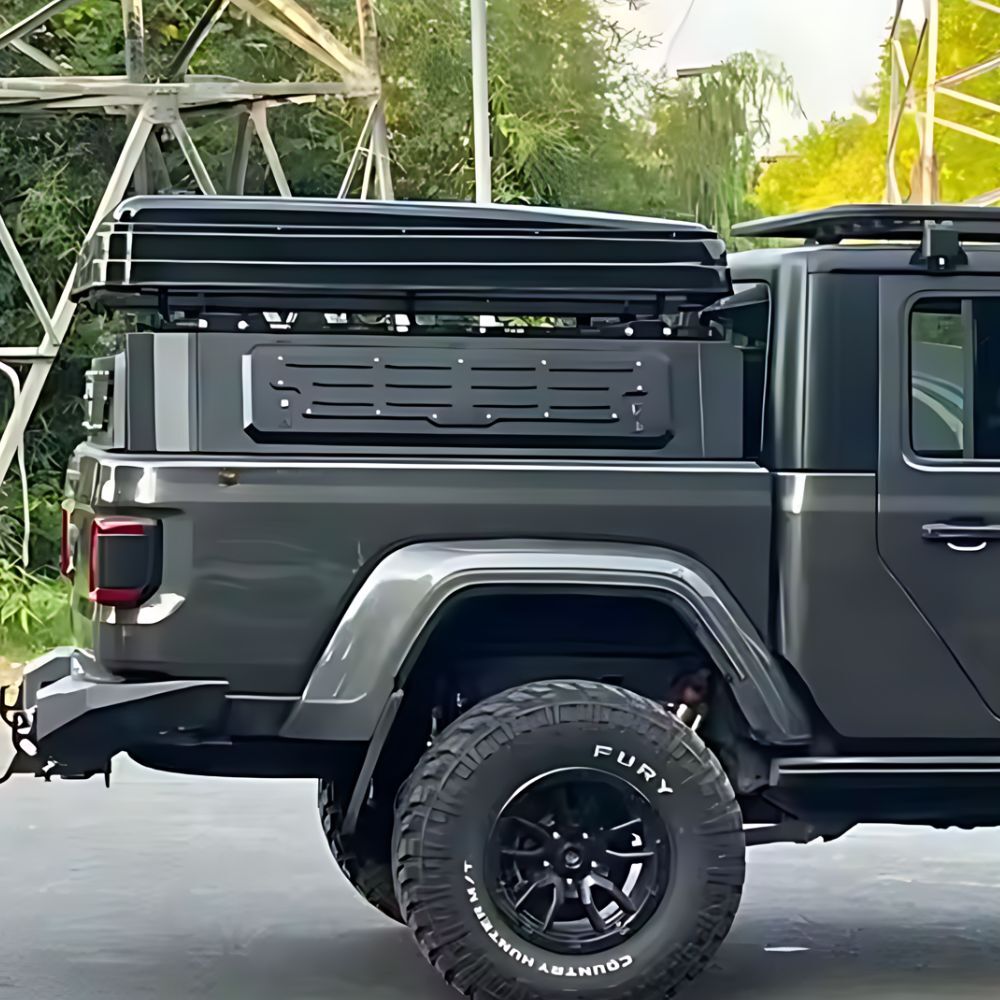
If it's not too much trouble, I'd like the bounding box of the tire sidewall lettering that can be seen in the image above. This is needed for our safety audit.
[592,742,675,795]
[463,860,634,979]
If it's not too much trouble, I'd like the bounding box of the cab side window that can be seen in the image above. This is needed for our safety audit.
[910,297,1000,460]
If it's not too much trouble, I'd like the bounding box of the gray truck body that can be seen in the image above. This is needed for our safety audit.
[8,199,1000,835]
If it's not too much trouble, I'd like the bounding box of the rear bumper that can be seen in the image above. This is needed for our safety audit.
[3,648,227,779]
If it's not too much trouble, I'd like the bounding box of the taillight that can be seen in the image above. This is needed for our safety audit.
[88,517,162,609]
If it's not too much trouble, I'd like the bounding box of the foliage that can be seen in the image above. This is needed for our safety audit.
[376,0,664,211]
[644,53,800,233]
[0,1,791,654]
[757,0,1000,213]
[0,564,71,660]
[0,478,70,659]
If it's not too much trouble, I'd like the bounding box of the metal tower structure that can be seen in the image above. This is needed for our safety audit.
[0,0,393,492]
[887,0,1000,204]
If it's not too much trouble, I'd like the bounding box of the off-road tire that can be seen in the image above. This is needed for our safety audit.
[319,779,401,922]
[393,680,745,1000]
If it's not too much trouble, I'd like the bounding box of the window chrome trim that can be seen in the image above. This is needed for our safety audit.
[903,452,1000,473]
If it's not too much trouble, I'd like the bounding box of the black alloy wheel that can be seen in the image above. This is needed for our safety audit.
[487,768,670,953]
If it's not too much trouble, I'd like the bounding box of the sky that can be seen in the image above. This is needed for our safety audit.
[608,0,900,147]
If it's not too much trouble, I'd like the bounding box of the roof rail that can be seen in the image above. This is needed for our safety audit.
[732,204,1000,245]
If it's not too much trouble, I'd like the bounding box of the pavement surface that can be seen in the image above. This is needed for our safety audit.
[4,760,1000,1000]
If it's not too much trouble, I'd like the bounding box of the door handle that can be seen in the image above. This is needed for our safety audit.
[922,522,1000,543]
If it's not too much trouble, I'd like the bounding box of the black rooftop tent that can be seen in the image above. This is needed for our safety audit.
[73,197,732,319]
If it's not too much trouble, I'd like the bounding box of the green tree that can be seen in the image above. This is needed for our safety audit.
[757,0,1000,214]
[642,52,800,233]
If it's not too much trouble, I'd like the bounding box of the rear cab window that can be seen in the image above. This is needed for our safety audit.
[910,297,1000,460]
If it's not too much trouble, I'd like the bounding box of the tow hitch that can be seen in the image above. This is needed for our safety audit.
[1,648,229,784]
[1,658,35,782]
[0,649,96,783]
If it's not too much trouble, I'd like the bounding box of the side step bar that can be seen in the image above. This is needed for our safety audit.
[773,757,1000,783]
[768,756,1000,826]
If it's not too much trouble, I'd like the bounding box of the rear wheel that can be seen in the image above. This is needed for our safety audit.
[393,680,745,1000]
[319,779,401,922]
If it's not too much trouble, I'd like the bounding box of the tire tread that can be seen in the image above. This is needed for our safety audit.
[319,779,402,922]
[394,680,744,1000]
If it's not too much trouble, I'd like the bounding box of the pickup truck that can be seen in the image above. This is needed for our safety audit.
[5,198,1000,1000]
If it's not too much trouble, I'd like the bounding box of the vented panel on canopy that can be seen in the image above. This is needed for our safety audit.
[244,343,671,446]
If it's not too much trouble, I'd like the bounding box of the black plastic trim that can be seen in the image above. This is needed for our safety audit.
[343,690,403,836]
[126,333,156,451]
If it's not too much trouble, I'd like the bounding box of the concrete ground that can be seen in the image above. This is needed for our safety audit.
[3,760,1000,1000]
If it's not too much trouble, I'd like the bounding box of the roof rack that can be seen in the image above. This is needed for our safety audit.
[732,204,1000,245]
[73,196,731,318]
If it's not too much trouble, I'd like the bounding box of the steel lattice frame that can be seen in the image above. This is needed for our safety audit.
[0,0,393,489]
[887,0,1000,205]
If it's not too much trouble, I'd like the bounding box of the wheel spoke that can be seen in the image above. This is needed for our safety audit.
[608,817,642,833]
[579,878,608,932]
[501,845,547,859]
[515,872,554,911]
[590,873,638,914]
[605,848,655,860]
[540,878,564,933]
[504,815,552,843]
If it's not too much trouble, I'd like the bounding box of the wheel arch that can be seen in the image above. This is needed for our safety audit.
[282,539,811,751]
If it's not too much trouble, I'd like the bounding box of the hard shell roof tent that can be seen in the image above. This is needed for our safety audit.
[73,196,733,323]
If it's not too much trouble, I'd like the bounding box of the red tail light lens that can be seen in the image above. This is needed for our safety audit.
[88,517,162,608]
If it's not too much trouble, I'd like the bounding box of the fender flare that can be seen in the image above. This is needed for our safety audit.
[281,539,811,747]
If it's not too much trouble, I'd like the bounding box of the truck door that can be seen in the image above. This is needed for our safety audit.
[878,274,1000,715]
